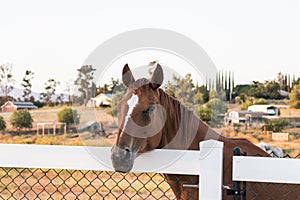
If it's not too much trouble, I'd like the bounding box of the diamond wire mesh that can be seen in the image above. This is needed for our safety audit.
[241,154,300,200]
[247,182,300,200]
[0,168,178,200]
[1,156,299,200]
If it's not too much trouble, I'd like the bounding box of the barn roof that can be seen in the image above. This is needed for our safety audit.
[1,101,37,109]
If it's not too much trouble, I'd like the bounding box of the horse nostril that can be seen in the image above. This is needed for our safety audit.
[125,147,131,153]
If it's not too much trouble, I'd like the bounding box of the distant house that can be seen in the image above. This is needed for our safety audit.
[247,105,279,116]
[89,93,114,107]
[227,110,265,126]
[1,101,37,112]
[227,104,282,127]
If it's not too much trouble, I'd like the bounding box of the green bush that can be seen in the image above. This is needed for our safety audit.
[10,110,33,130]
[253,98,268,105]
[57,107,80,127]
[263,118,288,132]
[195,98,227,127]
[240,100,252,110]
[289,82,300,108]
[0,115,6,131]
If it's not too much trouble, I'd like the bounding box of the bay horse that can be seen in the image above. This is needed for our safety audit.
[111,64,300,200]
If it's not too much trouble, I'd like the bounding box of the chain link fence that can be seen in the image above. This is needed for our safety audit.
[247,182,300,200]
[0,168,179,200]
[0,147,298,199]
[1,166,299,200]
[236,153,300,200]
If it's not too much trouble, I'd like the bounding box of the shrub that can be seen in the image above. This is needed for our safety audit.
[253,98,268,105]
[10,110,33,131]
[289,82,300,109]
[240,100,252,110]
[57,107,80,127]
[263,118,288,132]
[0,115,6,131]
[196,98,227,127]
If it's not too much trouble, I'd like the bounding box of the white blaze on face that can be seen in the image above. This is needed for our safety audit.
[121,94,139,136]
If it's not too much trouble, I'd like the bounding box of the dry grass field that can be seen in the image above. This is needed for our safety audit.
[0,106,299,156]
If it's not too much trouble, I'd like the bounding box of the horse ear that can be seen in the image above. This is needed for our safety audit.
[122,64,135,88]
[150,63,164,90]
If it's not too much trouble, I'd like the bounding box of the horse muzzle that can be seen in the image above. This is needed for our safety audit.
[111,145,137,173]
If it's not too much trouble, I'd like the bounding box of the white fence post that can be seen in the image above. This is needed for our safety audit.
[199,140,224,200]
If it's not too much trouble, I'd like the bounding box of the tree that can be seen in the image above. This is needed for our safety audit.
[263,118,288,132]
[97,83,110,94]
[57,107,80,128]
[240,99,254,110]
[293,77,300,86]
[195,105,211,124]
[248,81,265,98]
[0,115,6,131]
[0,63,15,100]
[74,65,96,106]
[164,80,176,97]
[209,89,226,101]
[55,93,65,105]
[289,82,300,108]
[164,74,195,108]
[109,90,126,117]
[0,96,14,107]
[264,80,282,99]
[206,98,227,127]
[209,70,235,101]
[40,78,60,106]
[65,79,74,104]
[10,110,33,131]
[236,80,283,100]
[106,79,126,117]
[111,78,125,93]
[195,98,227,127]
[234,84,252,97]
[21,70,34,101]
[194,85,209,103]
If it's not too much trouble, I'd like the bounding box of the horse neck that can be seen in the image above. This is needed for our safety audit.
[157,89,224,150]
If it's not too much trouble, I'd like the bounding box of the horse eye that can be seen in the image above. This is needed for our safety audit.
[143,105,155,114]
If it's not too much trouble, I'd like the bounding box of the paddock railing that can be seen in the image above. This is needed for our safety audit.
[232,153,300,199]
[233,156,300,184]
[0,140,224,200]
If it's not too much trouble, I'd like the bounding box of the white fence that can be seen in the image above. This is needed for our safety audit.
[233,156,300,184]
[0,140,224,200]
[1,139,299,199]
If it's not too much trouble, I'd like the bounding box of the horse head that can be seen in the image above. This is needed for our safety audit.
[111,63,167,172]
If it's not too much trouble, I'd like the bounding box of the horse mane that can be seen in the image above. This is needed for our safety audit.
[157,88,210,150]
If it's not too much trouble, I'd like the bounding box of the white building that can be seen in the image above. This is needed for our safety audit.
[247,105,279,116]
[89,93,114,107]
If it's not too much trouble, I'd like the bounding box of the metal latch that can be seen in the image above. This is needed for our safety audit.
[182,184,199,188]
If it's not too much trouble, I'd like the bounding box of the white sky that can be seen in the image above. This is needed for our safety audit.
[0,0,299,93]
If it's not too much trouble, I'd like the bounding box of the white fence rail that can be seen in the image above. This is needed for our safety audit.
[233,156,300,184]
[0,140,224,200]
